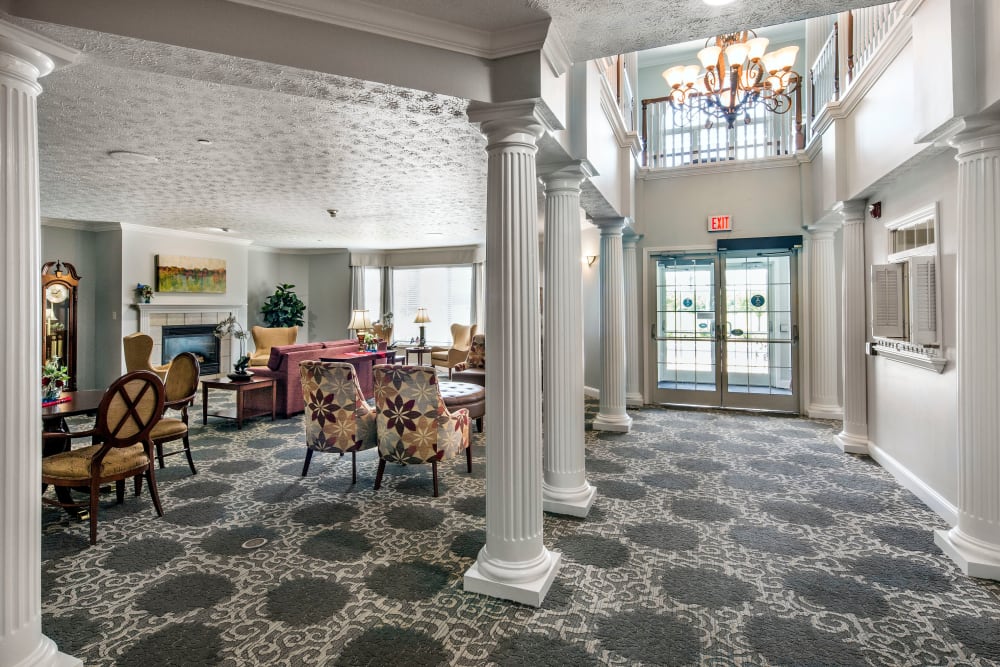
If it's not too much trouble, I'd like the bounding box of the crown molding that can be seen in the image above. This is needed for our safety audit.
[639,154,800,180]
[119,222,254,246]
[41,217,120,232]
[248,246,349,255]
[224,0,550,59]
[541,24,571,77]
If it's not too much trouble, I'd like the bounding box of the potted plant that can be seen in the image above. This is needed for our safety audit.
[134,283,153,303]
[261,283,306,328]
[42,357,70,401]
[214,314,252,380]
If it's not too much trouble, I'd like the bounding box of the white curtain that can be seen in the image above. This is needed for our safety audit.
[472,261,485,330]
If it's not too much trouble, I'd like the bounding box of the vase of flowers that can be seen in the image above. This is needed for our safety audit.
[135,283,153,304]
[42,357,69,401]
[214,314,252,381]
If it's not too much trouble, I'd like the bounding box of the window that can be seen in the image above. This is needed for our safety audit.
[362,267,381,322]
[870,203,945,372]
[392,266,473,345]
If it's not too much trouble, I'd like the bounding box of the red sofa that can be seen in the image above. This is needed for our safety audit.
[252,339,360,417]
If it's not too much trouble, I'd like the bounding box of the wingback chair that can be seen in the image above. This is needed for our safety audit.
[250,325,298,366]
[430,323,477,378]
[151,352,201,474]
[452,334,485,387]
[123,332,171,380]
[299,360,378,483]
[373,365,470,496]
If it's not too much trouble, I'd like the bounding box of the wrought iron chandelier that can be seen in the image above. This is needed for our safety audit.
[661,30,801,129]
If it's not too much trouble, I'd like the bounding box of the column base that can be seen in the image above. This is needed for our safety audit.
[592,412,632,432]
[464,548,562,607]
[10,634,82,667]
[807,402,843,420]
[543,481,596,517]
[935,527,1000,580]
[834,430,869,455]
[625,392,644,408]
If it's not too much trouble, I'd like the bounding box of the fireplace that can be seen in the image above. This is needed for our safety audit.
[162,324,221,375]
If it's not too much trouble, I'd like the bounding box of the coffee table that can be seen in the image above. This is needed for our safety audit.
[202,376,276,429]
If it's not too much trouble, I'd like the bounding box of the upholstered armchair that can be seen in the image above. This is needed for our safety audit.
[151,352,201,474]
[299,360,378,483]
[430,323,477,378]
[250,326,299,366]
[372,365,470,496]
[123,332,171,380]
[452,334,485,387]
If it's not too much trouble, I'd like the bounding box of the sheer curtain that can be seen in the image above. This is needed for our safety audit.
[350,265,365,329]
[472,261,485,331]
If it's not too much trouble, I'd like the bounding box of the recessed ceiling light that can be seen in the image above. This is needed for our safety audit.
[702,0,736,5]
[426,232,443,236]
[217,227,231,233]
[196,138,213,145]
[107,150,158,164]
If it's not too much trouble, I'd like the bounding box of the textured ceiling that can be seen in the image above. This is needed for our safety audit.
[22,0,884,249]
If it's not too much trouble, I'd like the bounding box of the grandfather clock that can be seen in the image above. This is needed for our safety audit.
[41,260,80,391]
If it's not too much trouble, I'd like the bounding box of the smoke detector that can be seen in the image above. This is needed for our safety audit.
[327,209,339,218]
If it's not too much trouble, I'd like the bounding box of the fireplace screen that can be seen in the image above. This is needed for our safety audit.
[162,324,220,375]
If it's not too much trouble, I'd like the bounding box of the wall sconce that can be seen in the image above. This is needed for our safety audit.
[586,255,598,267]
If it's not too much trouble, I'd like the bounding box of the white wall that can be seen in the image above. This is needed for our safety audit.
[582,224,602,391]
[307,251,352,341]
[978,0,1000,113]
[865,149,959,512]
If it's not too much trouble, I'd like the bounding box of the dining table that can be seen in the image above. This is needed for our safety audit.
[42,389,106,518]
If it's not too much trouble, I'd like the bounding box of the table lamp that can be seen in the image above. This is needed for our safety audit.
[413,307,431,346]
[347,309,372,348]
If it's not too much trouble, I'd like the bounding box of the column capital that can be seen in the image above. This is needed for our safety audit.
[591,216,629,234]
[467,99,553,146]
[949,115,1000,159]
[622,229,644,248]
[537,159,595,188]
[833,199,867,226]
[0,20,79,79]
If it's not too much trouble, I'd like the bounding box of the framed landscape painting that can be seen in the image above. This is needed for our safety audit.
[156,255,227,293]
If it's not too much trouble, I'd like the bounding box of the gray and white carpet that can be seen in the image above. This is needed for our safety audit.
[41,397,1000,666]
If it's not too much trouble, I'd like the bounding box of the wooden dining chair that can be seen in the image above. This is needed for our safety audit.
[41,370,166,544]
[151,352,201,474]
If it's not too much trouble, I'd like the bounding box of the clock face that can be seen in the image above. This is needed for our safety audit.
[46,283,69,304]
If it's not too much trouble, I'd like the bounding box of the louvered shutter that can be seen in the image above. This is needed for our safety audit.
[909,256,938,345]
[871,263,904,338]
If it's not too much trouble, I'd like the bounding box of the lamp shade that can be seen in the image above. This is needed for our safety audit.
[697,45,722,70]
[347,309,372,330]
[413,307,431,324]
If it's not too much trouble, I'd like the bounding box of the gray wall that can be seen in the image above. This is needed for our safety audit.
[306,251,352,342]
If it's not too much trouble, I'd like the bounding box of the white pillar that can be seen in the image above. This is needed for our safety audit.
[623,229,644,408]
[463,101,561,606]
[834,201,870,454]
[591,217,632,432]
[540,163,596,518]
[804,221,843,419]
[935,121,1000,580]
[0,21,80,667]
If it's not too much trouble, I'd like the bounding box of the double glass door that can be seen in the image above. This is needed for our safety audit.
[650,251,799,412]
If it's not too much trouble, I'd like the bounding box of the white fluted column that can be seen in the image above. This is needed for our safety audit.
[805,221,843,419]
[463,101,561,606]
[540,163,596,518]
[591,217,632,432]
[623,229,644,408]
[0,22,80,667]
[935,121,1000,580]
[835,201,870,454]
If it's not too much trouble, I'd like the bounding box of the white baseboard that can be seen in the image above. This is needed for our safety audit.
[867,439,958,526]
[583,385,600,399]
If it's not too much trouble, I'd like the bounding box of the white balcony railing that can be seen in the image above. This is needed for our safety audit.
[847,2,900,85]
[810,22,839,123]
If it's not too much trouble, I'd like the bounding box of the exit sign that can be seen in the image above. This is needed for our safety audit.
[708,215,732,232]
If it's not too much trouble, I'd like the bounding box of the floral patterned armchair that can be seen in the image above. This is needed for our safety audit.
[299,361,377,483]
[372,365,471,496]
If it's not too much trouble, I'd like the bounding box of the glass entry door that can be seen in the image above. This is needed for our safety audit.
[651,252,799,413]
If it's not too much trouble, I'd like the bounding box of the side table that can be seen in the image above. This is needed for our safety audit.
[405,346,433,366]
[202,376,276,430]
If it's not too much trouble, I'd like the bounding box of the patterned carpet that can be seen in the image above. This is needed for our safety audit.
[40,395,1000,666]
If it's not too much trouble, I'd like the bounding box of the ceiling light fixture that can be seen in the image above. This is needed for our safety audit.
[661,30,800,129]
[702,0,737,5]
[196,138,213,145]
[107,150,159,164]
[327,209,338,218]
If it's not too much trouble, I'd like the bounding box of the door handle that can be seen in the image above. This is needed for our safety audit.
[792,324,799,345]
[651,322,656,339]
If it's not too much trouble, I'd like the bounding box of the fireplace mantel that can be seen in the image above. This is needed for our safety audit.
[133,303,245,331]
